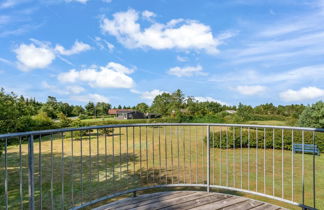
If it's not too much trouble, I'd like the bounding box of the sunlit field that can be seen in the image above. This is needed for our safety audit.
[0,126,322,209]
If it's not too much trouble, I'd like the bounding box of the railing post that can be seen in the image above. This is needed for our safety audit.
[207,125,210,192]
[28,135,35,210]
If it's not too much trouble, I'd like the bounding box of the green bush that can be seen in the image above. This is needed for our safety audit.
[298,101,324,128]
[204,128,324,151]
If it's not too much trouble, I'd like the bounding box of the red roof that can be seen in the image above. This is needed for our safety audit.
[108,109,133,115]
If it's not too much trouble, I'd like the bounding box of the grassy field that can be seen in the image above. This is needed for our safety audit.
[246,120,289,126]
[0,125,322,209]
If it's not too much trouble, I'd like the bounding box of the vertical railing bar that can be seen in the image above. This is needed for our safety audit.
[240,127,243,189]
[19,137,23,210]
[264,128,266,195]
[152,127,155,182]
[5,138,8,210]
[105,129,108,185]
[97,129,99,182]
[248,127,250,191]
[272,129,275,197]
[195,126,198,184]
[28,135,35,210]
[50,134,54,209]
[126,127,129,188]
[119,127,122,181]
[71,131,74,207]
[88,129,92,185]
[164,126,167,184]
[146,126,149,183]
[189,126,192,184]
[312,131,316,208]
[226,127,229,187]
[281,129,284,199]
[158,126,162,183]
[132,127,135,186]
[112,128,115,189]
[219,128,222,185]
[302,130,305,205]
[201,126,204,183]
[291,129,294,202]
[39,135,42,209]
[80,133,83,205]
[61,132,64,210]
[207,125,210,192]
[177,126,180,183]
[182,126,186,183]
[213,126,215,185]
[139,127,142,180]
[233,127,236,187]
[171,126,174,184]
[256,128,258,192]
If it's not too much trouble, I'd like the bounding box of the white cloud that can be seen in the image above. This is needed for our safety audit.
[71,94,109,103]
[235,85,266,95]
[168,65,205,77]
[55,41,91,56]
[0,0,25,9]
[66,85,85,94]
[58,62,135,88]
[14,43,55,71]
[42,82,85,95]
[93,36,115,52]
[176,55,187,62]
[65,0,89,4]
[194,96,227,105]
[141,89,168,101]
[280,87,324,102]
[142,10,156,21]
[100,9,226,54]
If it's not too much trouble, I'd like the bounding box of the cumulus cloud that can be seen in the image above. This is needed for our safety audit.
[71,94,109,103]
[55,41,91,56]
[235,85,266,95]
[58,62,135,88]
[141,89,168,101]
[279,87,324,102]
[14,43,55,71]
[194,96,227,105]
[100,9,226,54]
[168,65,205,77]
[42,81,85,95]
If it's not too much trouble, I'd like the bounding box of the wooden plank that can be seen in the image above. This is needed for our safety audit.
[134,192,216,210]
[250,203,282,210]
[113,191,197,210]
[95,191,186,210]
[222,199,264,210]
[189,196,249,210]
[159,193,231,210]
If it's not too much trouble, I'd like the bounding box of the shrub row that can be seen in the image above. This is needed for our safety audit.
[204,128,324,151]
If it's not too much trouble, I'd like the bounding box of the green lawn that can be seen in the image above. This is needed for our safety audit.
[0,125,322,209]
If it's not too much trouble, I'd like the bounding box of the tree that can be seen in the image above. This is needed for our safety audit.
[72,105,85,116]
[135,103,149,113]
[85,102,95,117]
[96,102,111,116]
[298,101,324,128]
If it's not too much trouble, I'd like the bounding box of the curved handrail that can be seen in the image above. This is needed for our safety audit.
[0,123,321,210]
[0,123,323,139]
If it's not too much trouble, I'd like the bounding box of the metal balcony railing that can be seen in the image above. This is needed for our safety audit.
[0,123,323,210]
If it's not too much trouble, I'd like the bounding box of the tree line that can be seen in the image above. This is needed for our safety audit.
[0,88,323,135]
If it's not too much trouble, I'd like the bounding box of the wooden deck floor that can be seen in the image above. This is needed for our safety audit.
[94,191,287,210]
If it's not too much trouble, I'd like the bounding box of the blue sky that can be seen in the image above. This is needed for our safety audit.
[0,0,324,106]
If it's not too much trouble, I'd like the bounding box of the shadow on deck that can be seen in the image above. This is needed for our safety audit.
[94,191,287,210]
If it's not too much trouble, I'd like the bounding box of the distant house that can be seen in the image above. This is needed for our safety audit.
[108,109,133,115]
[108,109,145,119]
[225,110,237,114]
[108,109,161,120]
[145,113,161,119]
